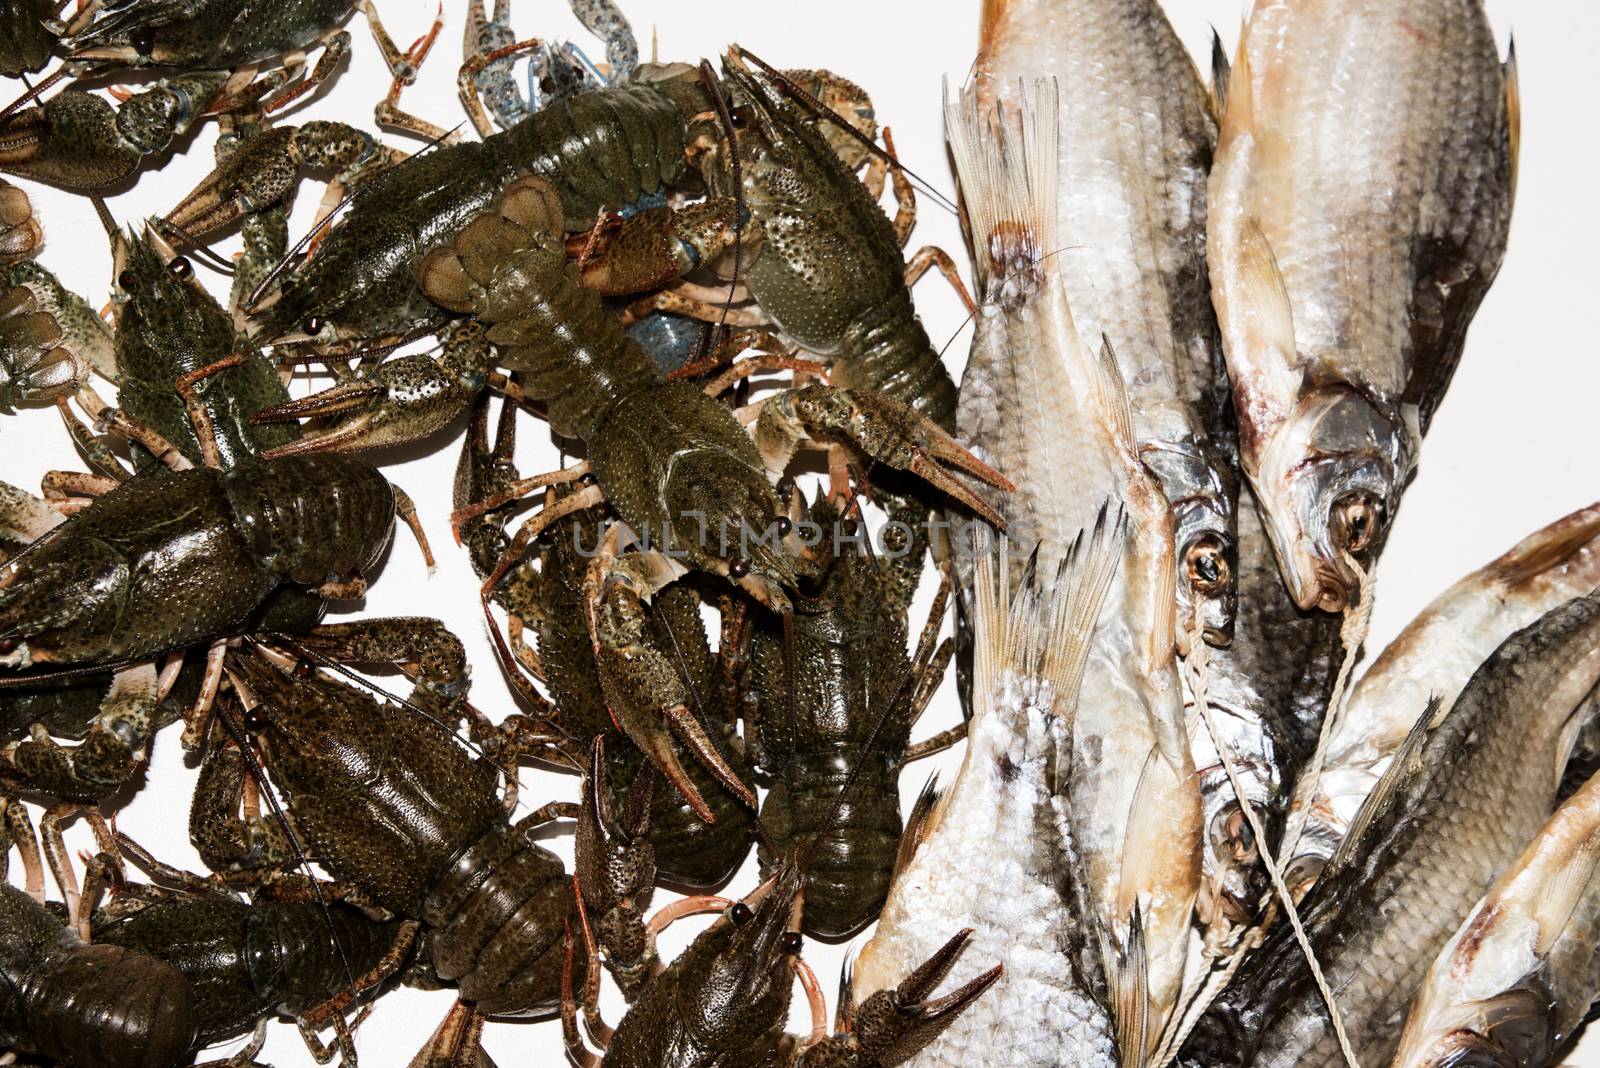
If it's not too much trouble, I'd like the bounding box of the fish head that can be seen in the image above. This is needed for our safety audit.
[1193,697,1281,925]
[1141,440,1238,649]
[1254,387,1415,611]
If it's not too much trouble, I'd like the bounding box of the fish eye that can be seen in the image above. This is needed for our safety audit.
[780,931,803,955]
[1331,492,1383,557]
[729,902,753,925]
[1184,534,1230,593]
[131,25,156,57]
[1225,809,1256,861]
[167,255,192,280]
[1210,804,1257,864]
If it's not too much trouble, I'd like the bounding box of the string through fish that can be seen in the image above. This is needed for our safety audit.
[1184,613,1363,1068]
[1278,555,1375,862]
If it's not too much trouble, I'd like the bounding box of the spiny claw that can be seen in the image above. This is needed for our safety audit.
[759,385,1014,530]
[574,737,655,915]
[0,91,143,191]
[619,703,757,825]
[256,347,486,458]
[164,125,305,238]
[828,930,1002,1067]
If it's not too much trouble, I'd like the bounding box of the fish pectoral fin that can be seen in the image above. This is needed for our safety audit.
[1236,219,1297,368]
[1532,824,1600,957]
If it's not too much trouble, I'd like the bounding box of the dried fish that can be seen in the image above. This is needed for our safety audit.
[1294,502,1600,872]
[1391,767,1600,1068]
[947,76,1202,1054]
[1208,0,1518,611]
[975,0,1237,649]
[853,527,1121,1068]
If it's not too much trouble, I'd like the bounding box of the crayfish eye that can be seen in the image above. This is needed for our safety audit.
[729,902,753,926]
[780,931,803,955]
[1331,492,1383,557]
[301,316,324,337]
[243,708,267,732]
[131,25,156,57]
[729,105,752,129]
[166,255,192,280]
[727,555,750,579]
[117,269,137,291]
[1184,534,1230,593]
[539,76,556,95]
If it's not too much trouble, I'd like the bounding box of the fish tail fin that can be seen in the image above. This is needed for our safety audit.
[970,512,1121,730]
[944,75,1059,295]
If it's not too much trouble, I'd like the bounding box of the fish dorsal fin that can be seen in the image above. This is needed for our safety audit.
[1209,29,1231,121]
[1505,37,1521,205]
[891,771,941,882]
[1326,696,1441,879]
[1216,33,1254,152]
[1490,501,1600,590]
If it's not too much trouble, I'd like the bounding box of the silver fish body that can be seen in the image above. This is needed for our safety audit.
[948,77,1201,1048]
[976,0,1236,648]
[855,534,1121,1067]
[1208,0,1517,611]
[1183,592,1600,1067]
[1391,767,1600,1068]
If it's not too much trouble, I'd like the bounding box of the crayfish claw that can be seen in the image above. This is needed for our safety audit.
[0,91,143,191]
[817,929,1001,1068]
[258,343,487,458]
[755,384,1014,530]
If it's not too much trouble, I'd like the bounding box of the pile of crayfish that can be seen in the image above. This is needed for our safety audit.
[0,1,1582,1067]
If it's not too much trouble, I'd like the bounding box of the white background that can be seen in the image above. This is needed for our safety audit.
[1,1,1595,1064]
